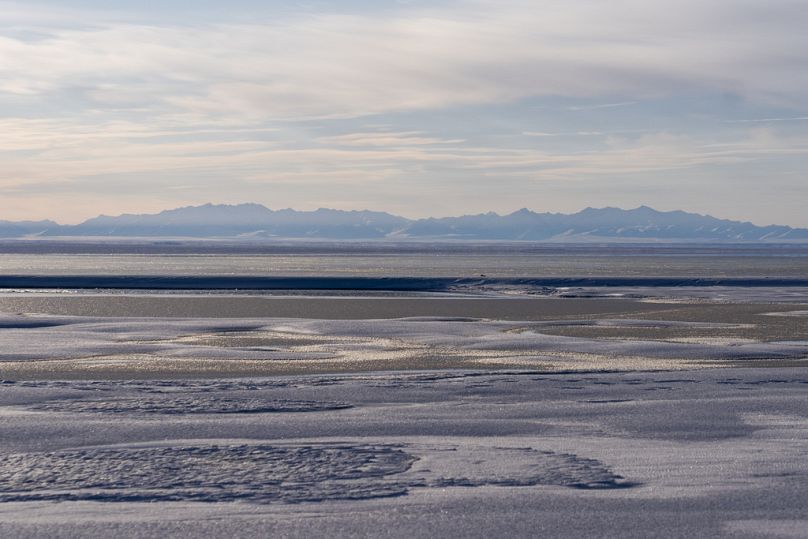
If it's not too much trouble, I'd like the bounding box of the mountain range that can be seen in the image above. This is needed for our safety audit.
[2,204,807,242]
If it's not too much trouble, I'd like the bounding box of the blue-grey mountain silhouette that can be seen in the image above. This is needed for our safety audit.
[3,204,806,242]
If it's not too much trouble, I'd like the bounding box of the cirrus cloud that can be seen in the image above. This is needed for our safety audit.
[1,0,807,121]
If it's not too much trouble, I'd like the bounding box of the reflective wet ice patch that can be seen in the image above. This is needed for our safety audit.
[28,396,353,415]
[0,443,636,504]
[0,444,416,503]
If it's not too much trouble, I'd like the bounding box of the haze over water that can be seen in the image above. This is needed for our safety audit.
[2,244,807,279]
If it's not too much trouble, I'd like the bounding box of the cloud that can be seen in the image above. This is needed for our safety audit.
[565,102,638,111]
[1,1,807,225]
[726,117,808,124]
[522,132,559,138]
[317,131,465,147]
[2,108,804,190]
[1,0,807,121]
[523,131,610,137]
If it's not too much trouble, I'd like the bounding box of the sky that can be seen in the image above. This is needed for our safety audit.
[1,0,807,226]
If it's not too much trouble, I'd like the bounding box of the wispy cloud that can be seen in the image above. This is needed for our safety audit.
[317,131,465,147]
[521,131,559,138]
[522,129,650,138]
[0,1,807,225]
[726,117,808,123]
[565,101,637,111]
[523,131,607,137]
[1,0,807,122]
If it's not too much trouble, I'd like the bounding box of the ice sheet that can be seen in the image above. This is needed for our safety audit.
[1,313,806,377]
[1,369,808,538]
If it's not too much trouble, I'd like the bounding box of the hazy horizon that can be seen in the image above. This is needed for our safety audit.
[1,1,807,226]
[6,201,807,231]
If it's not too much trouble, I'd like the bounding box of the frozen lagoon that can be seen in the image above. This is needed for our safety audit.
[0,288,807,538]
[2,368,808,538]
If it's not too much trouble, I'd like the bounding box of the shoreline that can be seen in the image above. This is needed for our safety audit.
[2,275,808,290]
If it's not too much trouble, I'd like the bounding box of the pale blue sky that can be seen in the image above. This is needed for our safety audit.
[1,0,807,225]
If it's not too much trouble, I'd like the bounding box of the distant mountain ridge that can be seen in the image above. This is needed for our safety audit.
[0,219,60,238]
[55,204,409,239]
[2,204,807,242]
[399,205,808,241]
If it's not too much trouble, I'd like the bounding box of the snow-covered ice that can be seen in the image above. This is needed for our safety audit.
[0,296,806,538]
[0,313,806,378]
[1,369,808,537]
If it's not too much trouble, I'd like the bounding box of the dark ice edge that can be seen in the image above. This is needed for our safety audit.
[1,275,808,291]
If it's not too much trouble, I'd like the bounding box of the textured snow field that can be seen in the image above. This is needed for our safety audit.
[1,299,807,538]
[0,310,806,378]
[1,369,808,538]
